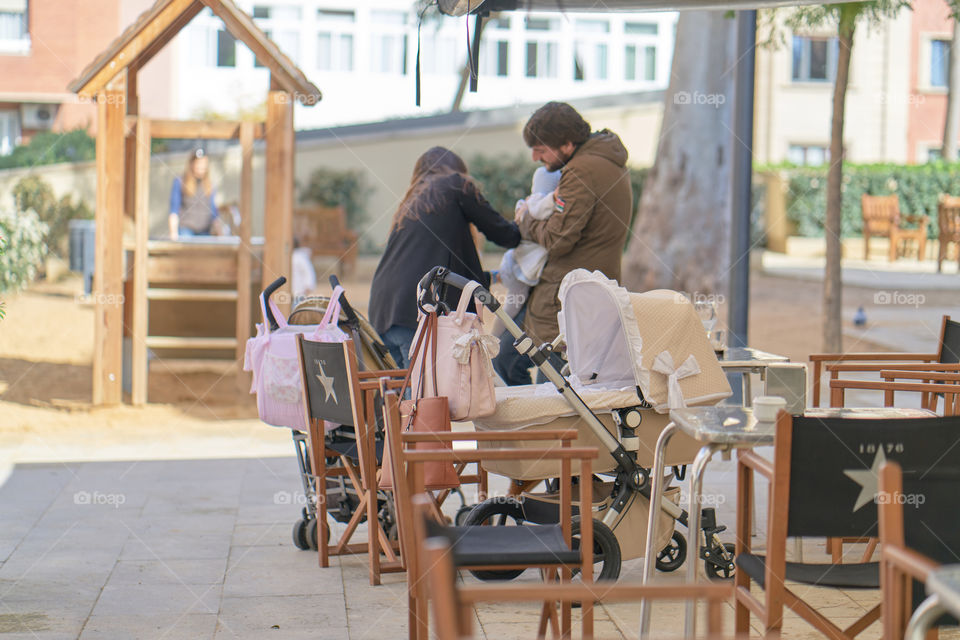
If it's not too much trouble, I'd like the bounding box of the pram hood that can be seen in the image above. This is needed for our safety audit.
[557,270,732,413]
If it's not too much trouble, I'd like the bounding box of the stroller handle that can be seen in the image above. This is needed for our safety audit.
[417,266,501,313]
[329,275,362,329]
[262,276,287,332]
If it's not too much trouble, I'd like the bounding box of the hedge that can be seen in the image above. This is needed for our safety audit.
[766,162,960,238]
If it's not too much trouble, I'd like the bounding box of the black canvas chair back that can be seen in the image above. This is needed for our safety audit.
[901,469,960,625]
[938,316,960,365]
[787,415,960,540]
[297,337,355,427]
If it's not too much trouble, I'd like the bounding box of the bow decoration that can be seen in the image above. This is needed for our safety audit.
[451,329,500,377]
[652,351,701,409]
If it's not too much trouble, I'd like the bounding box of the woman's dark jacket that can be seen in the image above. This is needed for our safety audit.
[369,172,520,333]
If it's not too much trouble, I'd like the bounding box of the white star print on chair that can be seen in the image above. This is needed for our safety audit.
[843,448,887,512]
[314,360,338,404]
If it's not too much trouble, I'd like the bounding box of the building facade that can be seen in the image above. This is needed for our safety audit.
[172,2,678,128]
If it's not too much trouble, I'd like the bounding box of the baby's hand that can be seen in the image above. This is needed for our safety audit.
[515,200,529,223]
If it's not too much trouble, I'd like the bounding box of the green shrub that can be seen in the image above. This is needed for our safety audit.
[759,162,960,238]
[12,175,92,258]
[467,153,540,219]
[298,167,372,231]
[0,128,96,170]
[0,209,49,293]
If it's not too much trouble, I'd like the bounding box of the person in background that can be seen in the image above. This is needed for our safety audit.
[168,149,218,238]
[369,146,520,369]
[494,101,633,385]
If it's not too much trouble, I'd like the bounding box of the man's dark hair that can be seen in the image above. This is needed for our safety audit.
[523,102,591,149]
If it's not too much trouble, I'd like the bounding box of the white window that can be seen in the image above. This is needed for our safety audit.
[788,144,829,166]
[0,110,21,156]
[792,35,838,82]
[217,29,236,67]
[422,35,460,75]
[573,20,608,81]
[930,39,950,88]
[370,10,408,75]
[479,16,509,77]
[624,20,659,83]
[317,9,354,72]
[253,5,301,65]
[525,16,559,79]
[0,0,29,54]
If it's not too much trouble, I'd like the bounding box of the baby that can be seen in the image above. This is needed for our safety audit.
[493,166,561,336]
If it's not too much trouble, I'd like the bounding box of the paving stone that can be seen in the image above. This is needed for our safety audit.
[78,613,217,639]
[92,583,222,617]
[120,534,232,561]
[215,595,348,639]
[107,558,228,587]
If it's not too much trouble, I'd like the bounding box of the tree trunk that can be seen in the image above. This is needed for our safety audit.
[943,17,960,161]
[621,11,736,298]
[823,7,858,353]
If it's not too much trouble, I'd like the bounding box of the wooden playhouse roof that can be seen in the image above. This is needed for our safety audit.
[68,0,321,105]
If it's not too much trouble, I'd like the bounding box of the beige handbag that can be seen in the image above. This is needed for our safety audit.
[412,281,498,421]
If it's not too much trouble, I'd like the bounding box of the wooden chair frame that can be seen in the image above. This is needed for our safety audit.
[862,194,929,262]
[734,412,882,639]
[937,195,960,273]
[296,337,409,584]
[381,390,597,640]
[878,461,941,640]
[829,377,960,416]
[422,534,734,640]
[810,315,957,407]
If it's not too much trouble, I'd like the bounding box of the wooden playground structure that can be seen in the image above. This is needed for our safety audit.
[69,0,321,405]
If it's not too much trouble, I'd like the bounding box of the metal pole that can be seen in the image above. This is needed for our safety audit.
[729,10,756,349]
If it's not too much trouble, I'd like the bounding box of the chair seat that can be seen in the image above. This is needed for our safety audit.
[327,438,384,464]
[736,552,879,589]
[438,523,581,567]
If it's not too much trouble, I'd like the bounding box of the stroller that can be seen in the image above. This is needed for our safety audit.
[417,266,735,581]
[247,275,399,551]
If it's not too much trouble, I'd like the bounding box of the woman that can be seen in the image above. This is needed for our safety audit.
[168,149,218,237]
[369,147,520,368]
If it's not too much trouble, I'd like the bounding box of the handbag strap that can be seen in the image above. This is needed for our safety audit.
[259,291,288,336]
[399,311,437,401]
[454,281,482,325]
[310,286,344,339]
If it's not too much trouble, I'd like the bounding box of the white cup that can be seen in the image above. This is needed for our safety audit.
[753,396,787,422]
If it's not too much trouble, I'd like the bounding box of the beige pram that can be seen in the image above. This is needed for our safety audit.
[417,267,732,581]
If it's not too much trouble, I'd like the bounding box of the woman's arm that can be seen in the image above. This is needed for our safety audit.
[458,180,520,249]
[169,178,182,238]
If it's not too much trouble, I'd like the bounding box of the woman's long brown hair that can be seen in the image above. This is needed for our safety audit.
[181,152,212,199]
[391,147,475,230]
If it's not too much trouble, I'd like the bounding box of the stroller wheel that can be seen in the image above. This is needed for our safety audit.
[704,542,736,580]
[454,505,474,526]
[462,498,527,581]
[570,517,622,582]
[655,531,687,572]
[292,519,311,550]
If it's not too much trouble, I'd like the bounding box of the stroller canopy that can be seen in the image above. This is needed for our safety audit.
[557,270,731,412]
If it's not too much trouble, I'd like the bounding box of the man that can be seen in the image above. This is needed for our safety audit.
[494,101,633,385]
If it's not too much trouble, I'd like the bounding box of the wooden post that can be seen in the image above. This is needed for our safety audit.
[92,88,127,405]
[263,81,294,313]
[131,117,150,405]
[124,66,139,222]
[236,120,255,387]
